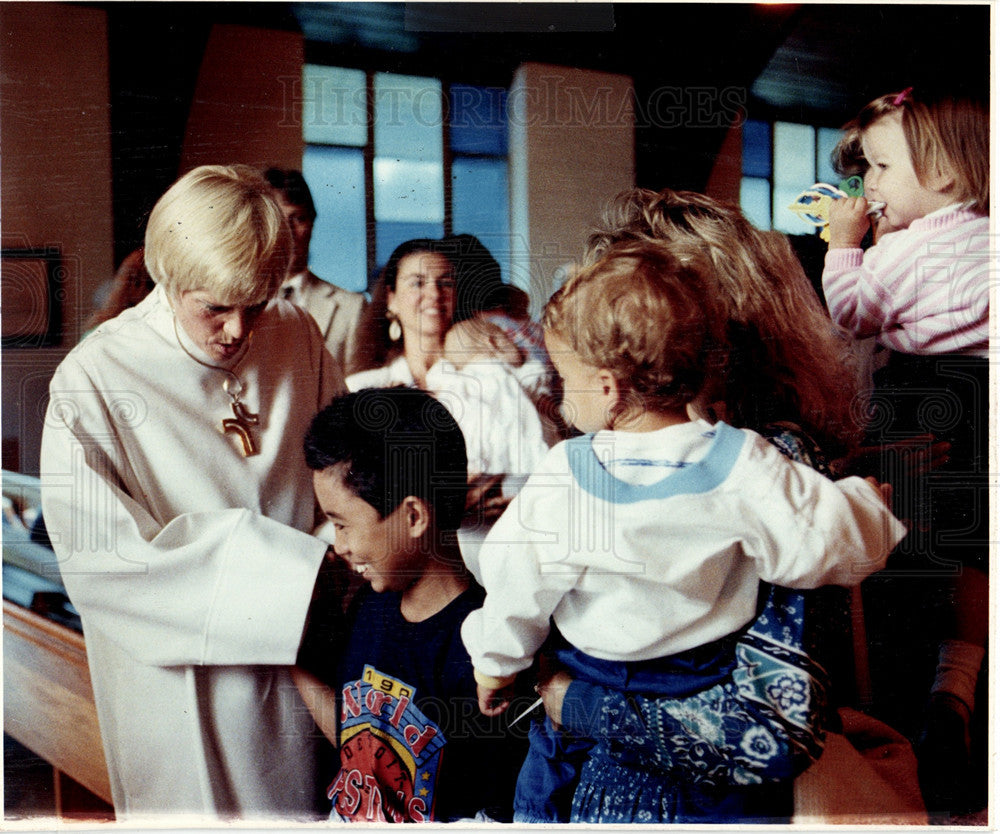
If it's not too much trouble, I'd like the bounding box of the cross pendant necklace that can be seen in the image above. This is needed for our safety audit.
[173,317,261,456]
[221,375,260,456]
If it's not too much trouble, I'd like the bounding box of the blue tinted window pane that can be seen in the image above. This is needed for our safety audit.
[773,122,816,234]
[303,145,368,293]
[816,127,842,186]
[742,119,771,178]
[450,84,508,155]
[452,158,510,282]
[302,64,367,147]
[740,176,771,230]
[374,73,443,162]
[376,222,445,270]
[373,158,444,223]
[774,122,815,187]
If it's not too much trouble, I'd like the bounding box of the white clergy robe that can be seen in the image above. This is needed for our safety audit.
[40,286,344,818]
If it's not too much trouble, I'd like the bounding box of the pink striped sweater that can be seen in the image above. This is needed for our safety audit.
[822,205,990,357]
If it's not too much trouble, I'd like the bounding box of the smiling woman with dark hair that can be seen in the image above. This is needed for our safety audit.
[348,238,551,540]
[349,238,457,388]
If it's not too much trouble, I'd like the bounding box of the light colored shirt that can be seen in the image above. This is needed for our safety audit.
[462,420,907,687]
[348,356,550,477]
[822,204,989,357]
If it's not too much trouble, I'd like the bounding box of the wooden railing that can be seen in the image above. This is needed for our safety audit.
[3,599,113,815]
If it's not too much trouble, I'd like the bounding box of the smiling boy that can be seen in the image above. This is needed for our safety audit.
[294,387,522,823]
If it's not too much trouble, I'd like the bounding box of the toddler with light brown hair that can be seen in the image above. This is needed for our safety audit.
[460,241,906,824]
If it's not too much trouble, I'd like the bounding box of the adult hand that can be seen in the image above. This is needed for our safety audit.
[537,653,572,728]
[537,672,572,728]
[465,473,512,523]
[835,434,950,481]
[889,434,951,478]
[864,476,893,508]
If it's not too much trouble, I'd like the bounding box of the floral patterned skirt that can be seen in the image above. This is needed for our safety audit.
[572,749,793,824]
[515,583,829,824]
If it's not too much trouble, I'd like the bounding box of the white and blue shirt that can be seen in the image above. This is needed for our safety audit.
[462,419,906,684]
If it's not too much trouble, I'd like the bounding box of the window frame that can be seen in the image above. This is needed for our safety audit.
[740,115,847,236]
[300,57,510,293]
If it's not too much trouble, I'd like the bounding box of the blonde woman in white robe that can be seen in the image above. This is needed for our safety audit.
[40,165,344,819]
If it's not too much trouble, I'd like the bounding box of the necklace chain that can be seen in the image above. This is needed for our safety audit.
[172,315,260,456]
[172,316,250,404]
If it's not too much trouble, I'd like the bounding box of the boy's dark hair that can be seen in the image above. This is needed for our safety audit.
[304,387,469,532]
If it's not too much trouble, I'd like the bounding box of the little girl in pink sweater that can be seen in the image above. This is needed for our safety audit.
[823,87,989,819]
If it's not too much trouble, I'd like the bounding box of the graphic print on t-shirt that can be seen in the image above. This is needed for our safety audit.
[329,665,445,822]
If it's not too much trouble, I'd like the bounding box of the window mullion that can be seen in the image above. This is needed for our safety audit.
[770,121,776,228]
[364,70,376,285]
[441,81,453,236]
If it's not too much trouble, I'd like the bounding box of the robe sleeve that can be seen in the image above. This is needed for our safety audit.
[40,356,329,668]
[735,433,906,588]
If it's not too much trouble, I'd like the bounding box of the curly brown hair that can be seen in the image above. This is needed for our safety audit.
[544,242,725,422]
[584,188,863,454]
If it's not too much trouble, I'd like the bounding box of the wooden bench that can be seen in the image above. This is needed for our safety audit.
[4,599,113,817]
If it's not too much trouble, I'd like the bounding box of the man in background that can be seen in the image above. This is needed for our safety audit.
[265,168,368,375]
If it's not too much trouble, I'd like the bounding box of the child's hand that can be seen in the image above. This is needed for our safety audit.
[828,197,872,249]
[291,666,340,746]
[477,682,515,716]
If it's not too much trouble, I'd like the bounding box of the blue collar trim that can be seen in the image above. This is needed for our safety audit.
[566,423,746,504]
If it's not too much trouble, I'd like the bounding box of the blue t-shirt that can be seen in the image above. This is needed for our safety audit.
[328,583,521,822]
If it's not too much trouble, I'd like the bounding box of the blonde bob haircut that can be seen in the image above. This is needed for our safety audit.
[848,89,989,214]
[585,188,862,454]
[544,242,725,419]
[144,164,292,304]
